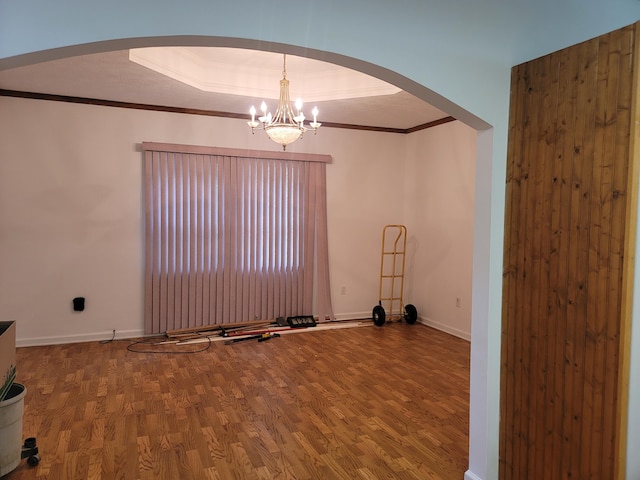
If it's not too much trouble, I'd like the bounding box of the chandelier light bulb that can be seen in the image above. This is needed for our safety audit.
[247,105,260,129]
[310,106,321,130]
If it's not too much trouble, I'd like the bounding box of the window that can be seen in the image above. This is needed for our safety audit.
[143,143,334,334]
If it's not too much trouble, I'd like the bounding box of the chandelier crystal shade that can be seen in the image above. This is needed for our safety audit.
[248,54,321,150]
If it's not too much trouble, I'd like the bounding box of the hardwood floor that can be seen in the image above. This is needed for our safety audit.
[9,323,470,479]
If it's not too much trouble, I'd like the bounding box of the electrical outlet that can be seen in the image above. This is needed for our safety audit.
[456,297,461,308]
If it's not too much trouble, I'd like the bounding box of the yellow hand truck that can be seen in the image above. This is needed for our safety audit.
[372,225,417,326]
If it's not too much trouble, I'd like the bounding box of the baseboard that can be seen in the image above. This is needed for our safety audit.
[418,316,471,341]
[332,312,471,342]
[16,329,146,347]
[15,314,470,347]
[332,311,371,322]
[464,470,482,480]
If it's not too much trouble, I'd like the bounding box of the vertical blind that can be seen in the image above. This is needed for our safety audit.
[143,143,334,334]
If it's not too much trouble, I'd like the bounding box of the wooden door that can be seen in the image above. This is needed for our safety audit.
[500,22,639,480]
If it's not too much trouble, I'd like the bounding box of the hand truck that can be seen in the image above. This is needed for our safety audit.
[372,225,418,326]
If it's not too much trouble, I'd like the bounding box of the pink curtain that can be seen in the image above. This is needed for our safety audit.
[143,143,334,334]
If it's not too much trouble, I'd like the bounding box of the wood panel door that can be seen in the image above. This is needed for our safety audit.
[500,23,639,480]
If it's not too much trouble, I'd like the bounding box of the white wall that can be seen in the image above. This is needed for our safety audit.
[0,96,477,344]
[0,95,415,345]
[405,121,476,340]
[325,128,411,320]
[628,224,640,479]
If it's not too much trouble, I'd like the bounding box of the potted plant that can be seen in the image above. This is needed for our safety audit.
[0,321,28,476]
[0,322,16,401]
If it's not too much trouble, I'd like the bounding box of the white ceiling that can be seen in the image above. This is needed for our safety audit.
[0,47,450,131]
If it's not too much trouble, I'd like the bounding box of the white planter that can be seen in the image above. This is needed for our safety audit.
[0,383,26,476]
[0,321,16,402]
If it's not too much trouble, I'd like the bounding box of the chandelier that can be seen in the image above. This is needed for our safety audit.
[247,54,321,150]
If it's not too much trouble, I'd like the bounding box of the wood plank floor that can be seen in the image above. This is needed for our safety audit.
[9,323,470,479]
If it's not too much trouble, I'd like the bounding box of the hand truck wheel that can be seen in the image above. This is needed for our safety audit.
[404,304,418,324]
[372,305,386,326]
